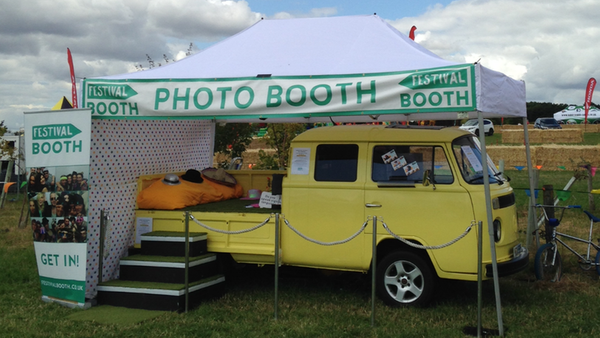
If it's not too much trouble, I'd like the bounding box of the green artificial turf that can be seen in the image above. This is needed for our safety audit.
[98,275,224,291]
[180,198,274,213]
[121,253,214,263]
[66,305,167,325]
[141,231,207,238]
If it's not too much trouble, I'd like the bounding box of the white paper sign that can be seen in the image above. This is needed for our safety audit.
[259,192,282,208]
[135,217,153,244]
[461,146,483,172]
[291,147,310,175]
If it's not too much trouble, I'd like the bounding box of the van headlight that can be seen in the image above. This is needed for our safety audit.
[493,220,502,242]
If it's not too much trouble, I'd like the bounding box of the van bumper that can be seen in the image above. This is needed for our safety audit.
[485,247,529,277]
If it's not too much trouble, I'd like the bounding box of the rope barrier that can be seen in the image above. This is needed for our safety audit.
[282,217,369,246]
[381,220,476,250]
[188,213,273,235]
[187,212,474,250]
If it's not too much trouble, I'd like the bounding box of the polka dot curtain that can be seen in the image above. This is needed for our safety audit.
[86,119,214,297]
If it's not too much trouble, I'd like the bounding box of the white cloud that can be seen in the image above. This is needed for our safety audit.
[388,0,600,104]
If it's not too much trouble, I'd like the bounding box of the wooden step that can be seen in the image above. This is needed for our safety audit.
[140,231,207,257]
[97,275,225,312]
[119,253,219,284]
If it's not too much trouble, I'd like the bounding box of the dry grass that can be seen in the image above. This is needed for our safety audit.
[487,145,600,170]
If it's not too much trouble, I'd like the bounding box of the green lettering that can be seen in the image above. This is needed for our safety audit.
[400,93,411,107]
[429,92,442,106]
[456,91,469,105]
[336,83,352,104]
[234,86,254,109]
[217,87,232,109]
[193,88,213,110]
[173,88,190,110]
[310,84,332,106]
[155,88,170,110]
[356,81,376,104]
[413,92,426,107]
[266,85,283,108]
[286,85,306,107]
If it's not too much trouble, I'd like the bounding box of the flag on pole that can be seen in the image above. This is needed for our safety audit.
[67,48,78,108]
[584,77,596,124]
[409,26,417,40]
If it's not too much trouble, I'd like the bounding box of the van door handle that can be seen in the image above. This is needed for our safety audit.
[365,203,382,208]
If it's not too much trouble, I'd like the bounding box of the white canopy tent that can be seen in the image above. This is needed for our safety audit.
[82,15,536,334]
[83,15,526,123]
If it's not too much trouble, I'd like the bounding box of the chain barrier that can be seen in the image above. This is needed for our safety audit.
[282,216,369,246]
[381,219,476,250]
[187,212,474,250]
[188,213,273,235]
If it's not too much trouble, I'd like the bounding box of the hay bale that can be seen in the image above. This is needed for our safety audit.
[487,145,599,170]
[487,146,529,168]
[561,124,600,133]
[501,129,582,144]
[534,146,600,169]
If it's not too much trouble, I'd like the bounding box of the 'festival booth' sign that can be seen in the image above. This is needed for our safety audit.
[82,64,477,120]
[24,108,92,308]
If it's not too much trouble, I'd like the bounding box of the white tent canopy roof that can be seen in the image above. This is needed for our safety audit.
[85,15,525,122]
[104,15,455,79]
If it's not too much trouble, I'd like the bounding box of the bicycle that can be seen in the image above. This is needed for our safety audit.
[533,204,600,282]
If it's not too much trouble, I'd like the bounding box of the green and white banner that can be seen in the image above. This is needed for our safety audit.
[34,242,87,306]
[82,64,477,120]
[24,108,91,308]
[24,109,91,167]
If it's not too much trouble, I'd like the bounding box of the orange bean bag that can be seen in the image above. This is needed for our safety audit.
[137,175,243,210]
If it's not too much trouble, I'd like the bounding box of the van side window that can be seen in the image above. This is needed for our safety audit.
[371,145,453,184]
[315,144,359,182]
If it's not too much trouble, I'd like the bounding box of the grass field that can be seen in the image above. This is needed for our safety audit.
[1,169,600,337]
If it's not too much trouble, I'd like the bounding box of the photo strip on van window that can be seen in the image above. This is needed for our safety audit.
[372,145,453,184]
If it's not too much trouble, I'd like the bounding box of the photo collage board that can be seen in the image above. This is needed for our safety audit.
[27,165,89,244]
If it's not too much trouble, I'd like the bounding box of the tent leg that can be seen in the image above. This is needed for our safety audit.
[523,117,537,248]
[477,113,504,337]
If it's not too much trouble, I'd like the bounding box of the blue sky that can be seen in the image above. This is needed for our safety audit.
[0,0,598,130]
[246,0,453,18]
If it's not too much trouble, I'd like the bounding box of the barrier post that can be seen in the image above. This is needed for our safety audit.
[184,211,190,313]
[274,213,280,320]
[477,221,483,337]
[98,210,106,283]
[371,216,377,327]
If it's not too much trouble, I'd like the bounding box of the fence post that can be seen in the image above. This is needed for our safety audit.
[98,210,107,283]
[477,221,483,337]
[0,160,14,208]
[371,216,377,327]
[274,213,280,321]
[184,211,190,313]
[542,185,554,243]
[587,166,595,211]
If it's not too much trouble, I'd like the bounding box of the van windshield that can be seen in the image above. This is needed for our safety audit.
[452,135,502,185]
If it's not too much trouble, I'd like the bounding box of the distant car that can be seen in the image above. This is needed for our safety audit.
[459,119,494,136]
[534,118,562,129]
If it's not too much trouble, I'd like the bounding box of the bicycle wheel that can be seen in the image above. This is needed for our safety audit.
[534,243,562,282]
[596,250,600,276]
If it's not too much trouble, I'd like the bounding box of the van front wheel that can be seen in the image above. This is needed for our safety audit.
[376,251,434,307]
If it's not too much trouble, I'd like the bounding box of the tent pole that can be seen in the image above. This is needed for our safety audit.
[523,117,537,248]
[477,113,504,337]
